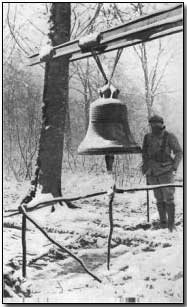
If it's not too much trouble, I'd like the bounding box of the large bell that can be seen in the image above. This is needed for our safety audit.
[78,84,141,155]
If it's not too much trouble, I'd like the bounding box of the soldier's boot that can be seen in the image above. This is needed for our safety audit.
[156,202,167,228]
[166,202,176,232]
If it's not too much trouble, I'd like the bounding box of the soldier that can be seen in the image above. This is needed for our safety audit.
[142,115,182,231]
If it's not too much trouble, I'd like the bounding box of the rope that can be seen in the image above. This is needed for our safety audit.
[92,48,123,85]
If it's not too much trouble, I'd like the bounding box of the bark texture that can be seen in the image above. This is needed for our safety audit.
[37,3,71,196]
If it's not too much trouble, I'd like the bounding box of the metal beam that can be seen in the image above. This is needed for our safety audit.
[29,4,183,66]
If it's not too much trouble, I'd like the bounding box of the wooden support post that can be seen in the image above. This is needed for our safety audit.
[147,190,150,223]
[22,214,27,278]
[146,178,150,223]
[107,184,115,270]
[20,204,102,283]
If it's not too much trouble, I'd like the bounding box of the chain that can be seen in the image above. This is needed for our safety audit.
[92,48,123,84]
[108,48,123,84]
[92,51,108,84]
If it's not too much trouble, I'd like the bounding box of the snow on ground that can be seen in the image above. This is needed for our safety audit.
[3,173,183,303]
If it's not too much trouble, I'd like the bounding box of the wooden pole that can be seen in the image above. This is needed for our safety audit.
[107,185,115,270]
[4,183,183,219]
[146,190,150,222]
[105,155,115,270]
[20,205,101,283]
[22,214,27,278]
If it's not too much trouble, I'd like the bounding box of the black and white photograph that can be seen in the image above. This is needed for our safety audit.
[2,2,184,303]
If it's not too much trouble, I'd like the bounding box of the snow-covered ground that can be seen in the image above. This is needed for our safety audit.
[3,173,183,303]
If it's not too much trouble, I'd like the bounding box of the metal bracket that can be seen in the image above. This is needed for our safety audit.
[78,32,102,52]
[99,83,120,99]
[39,45,56,62]
[28,4,183,66]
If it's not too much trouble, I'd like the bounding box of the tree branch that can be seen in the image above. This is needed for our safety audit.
[76,3,103,36]
[152,52,174,95]
[150,40,163,92]
[7,3,29,56]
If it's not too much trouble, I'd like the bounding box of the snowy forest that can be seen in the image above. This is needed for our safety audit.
[3,3,183,303]
[3,2,183,182]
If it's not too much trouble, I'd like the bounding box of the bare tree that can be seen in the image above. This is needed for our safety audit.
[112,3,175,120]
[3,57,42,180]
[4,3,180,183]
[71,59,97,132]
[133,4,179,121]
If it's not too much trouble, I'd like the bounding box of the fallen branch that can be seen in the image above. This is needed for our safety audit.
[28,248,66,265]
[28,252,49,265]
[20,204,102,283]
[4,209,18,213]
[3,222,25,231]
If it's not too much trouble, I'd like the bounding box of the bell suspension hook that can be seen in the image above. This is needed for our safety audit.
[92,48,123,99]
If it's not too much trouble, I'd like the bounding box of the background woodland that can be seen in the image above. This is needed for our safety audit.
[3,3,183,185]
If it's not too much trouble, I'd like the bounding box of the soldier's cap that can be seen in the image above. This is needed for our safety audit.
[149,115,164,124]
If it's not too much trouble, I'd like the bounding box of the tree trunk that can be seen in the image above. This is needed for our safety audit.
[37,3,71,196]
